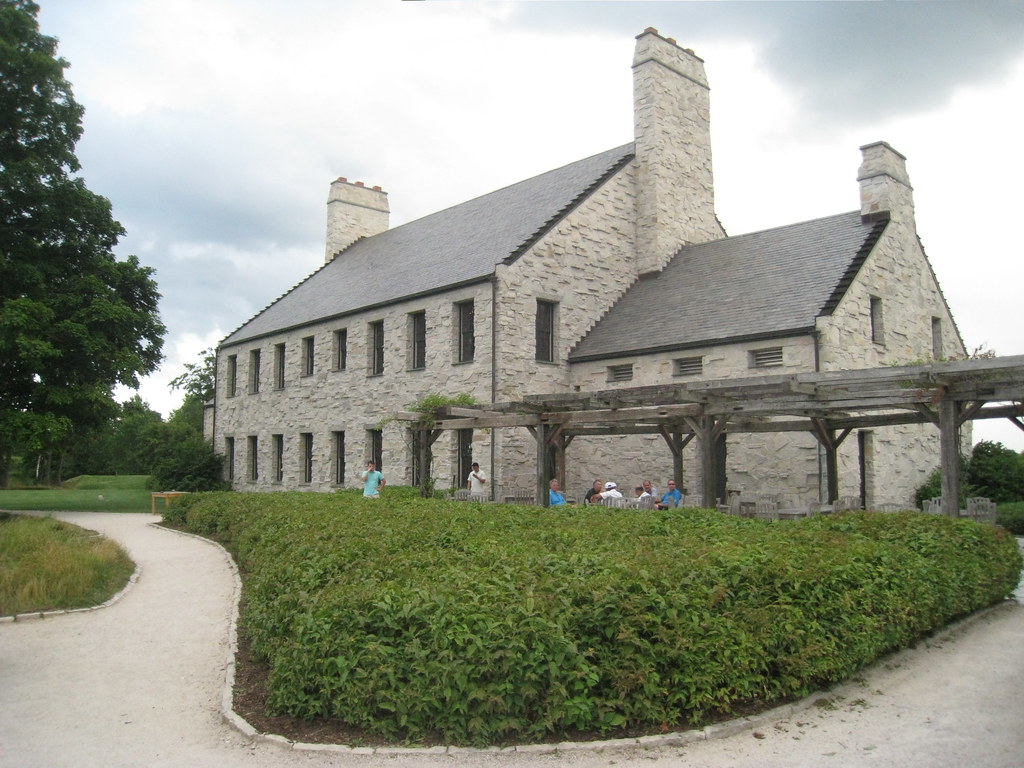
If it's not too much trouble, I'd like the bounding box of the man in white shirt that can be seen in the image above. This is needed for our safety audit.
[598,481,623,500]
[467,462,488,494]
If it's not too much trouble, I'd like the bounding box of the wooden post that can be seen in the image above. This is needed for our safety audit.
[535,423,549,507]
[939,394,961,517]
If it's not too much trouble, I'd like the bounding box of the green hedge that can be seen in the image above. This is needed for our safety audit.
[997,501,1024,534]
[167,492,1022,746]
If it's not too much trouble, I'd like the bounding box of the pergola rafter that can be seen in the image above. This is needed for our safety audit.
[397,356,1024,516]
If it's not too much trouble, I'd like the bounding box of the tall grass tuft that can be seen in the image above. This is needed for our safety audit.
[0,513,135,616]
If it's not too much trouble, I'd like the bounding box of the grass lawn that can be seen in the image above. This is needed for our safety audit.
[0,512,135,615]
[0,475,153,513]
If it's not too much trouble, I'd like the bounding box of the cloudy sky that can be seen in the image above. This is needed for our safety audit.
[36,0,1024,450]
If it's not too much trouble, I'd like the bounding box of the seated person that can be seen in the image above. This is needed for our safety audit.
[655,479,683,509]
[597,481,623,500]
[634,485,650,501]
[549,479,568,506]
[583,479,603,505]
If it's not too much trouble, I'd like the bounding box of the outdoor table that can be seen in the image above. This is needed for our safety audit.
[151,491,189,515]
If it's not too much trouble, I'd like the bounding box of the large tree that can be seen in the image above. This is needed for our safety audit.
[0,0,164,485]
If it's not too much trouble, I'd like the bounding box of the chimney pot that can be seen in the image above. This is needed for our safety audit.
[355,181,364,187]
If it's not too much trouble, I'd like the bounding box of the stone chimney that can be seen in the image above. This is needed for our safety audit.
[325,178,390,261]
[633,28,721,275]
[858,141,914,224]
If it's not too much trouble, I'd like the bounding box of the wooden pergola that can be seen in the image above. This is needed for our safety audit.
[398,356,1024,516]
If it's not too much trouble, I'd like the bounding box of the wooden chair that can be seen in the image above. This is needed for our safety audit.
[754,499,779,521]
[452,489,471,501]
[922,497,943,514]
[603,496,631,509]
[965,497,997,524]
[873,502,905,512]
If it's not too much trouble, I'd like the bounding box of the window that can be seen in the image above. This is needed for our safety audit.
[408,311,426,370]
[300,432,313,484]
[224,437,235,482]
[931,317,943,359]
[870,296,884,345]
[226,355,238,397]
[674,356,703,376]
[273,343,285,389]
[750,347,784,368]
[271,434,284,483]
[368,429,383,470]
[332,431,346,485]
[248,349,261,394]
[369,320,384,376]
[535,300,557,362]
[301,336,315,376]
[247,435,259,481]
[457,429,473,489]
[607,364,633,382]
[455,300,475,363]
[332,329,347,371]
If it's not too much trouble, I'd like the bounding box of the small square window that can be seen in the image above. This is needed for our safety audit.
[750,347,784,368]
[674,356,703,376]
[607,364,633,382]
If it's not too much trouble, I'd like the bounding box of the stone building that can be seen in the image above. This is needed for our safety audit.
[210,28,964,507]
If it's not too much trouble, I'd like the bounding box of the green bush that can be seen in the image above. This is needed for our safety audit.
[996,502,1024,535]
[170,494,1022,746]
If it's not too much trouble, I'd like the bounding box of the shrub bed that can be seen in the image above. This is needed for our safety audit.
[166,492,1022,746]
[996,501,1024,534]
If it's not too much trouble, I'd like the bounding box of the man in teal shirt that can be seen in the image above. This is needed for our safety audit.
[361,461,385,498]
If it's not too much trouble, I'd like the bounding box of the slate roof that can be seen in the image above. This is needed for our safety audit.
[568,211,888,362]
[222,144,635,346]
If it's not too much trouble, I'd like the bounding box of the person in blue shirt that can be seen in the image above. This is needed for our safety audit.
[548,479,568,506]
[655,479,683,509]
[360,461,386,498]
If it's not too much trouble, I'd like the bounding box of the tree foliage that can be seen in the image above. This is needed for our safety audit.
[966,440,1024,504]
[0,0,165,485]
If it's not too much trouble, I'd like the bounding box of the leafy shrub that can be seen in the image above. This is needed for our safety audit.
[148,435,226,492]
[996,501,1024,535]
[171,494,1022,746]
[967,441,1024,503]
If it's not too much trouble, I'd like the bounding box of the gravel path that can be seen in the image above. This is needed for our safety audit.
[1,512,1021,768]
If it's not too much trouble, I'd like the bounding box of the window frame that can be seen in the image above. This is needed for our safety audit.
[408,311,426,371]
[273,343,286,390]
[226,354,238,398]
[300,432,313,484]
[332,431,346,485]
[332,328,348,371]
[535,299,557,363]
[674,356,703,377]
[870,296,885,346]
[369,320,385,376]
[301,335,315,376]
[455,300,475,363]
[247,435,259,482]
[248,348,261,394]
[271,433,284,484]
[750,346,784,369]
[607,363,633,382]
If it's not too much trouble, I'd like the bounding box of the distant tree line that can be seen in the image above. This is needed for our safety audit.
[915,440,1024,507]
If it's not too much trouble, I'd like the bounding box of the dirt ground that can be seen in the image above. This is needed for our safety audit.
[1,511,1022,768]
